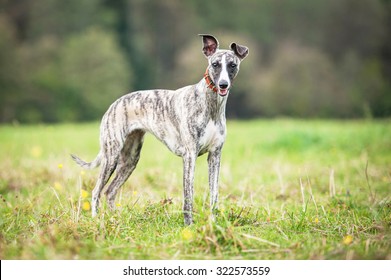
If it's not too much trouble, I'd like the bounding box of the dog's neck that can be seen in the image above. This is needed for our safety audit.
[203,68,218,93]
[196,76,228,121]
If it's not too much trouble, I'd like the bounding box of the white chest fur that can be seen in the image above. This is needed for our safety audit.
[198,120,226,155]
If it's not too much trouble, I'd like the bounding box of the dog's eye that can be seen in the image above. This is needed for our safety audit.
[212,62,219,68]
[230,62,237,68]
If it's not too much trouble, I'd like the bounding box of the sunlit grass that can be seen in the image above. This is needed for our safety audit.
[0,119,390,259]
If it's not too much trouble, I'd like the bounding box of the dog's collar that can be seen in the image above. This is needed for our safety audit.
[203,68,218,93]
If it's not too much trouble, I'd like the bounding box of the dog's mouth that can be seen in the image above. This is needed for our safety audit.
[218,88,229,96]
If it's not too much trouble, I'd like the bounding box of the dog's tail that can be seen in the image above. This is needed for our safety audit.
[71,152,102,169]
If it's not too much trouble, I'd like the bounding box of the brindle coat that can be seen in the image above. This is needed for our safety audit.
[72,34,249,225]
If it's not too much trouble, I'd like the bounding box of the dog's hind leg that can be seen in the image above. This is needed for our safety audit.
[105,130,145,211]
[91,153,118,217]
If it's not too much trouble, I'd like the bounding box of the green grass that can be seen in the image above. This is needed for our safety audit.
[0,119,390,259]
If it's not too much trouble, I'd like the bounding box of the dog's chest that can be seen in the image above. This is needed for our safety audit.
[198,120,226,154]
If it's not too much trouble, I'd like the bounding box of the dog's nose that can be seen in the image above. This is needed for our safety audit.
[219,80,229,89]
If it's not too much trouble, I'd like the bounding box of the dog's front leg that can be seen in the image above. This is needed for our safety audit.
[208,148,222,220]
[182,153,196,225]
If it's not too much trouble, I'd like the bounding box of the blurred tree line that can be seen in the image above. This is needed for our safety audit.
[0,0,390,122]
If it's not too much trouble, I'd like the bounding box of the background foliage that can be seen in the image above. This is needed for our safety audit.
[1,0,391,122]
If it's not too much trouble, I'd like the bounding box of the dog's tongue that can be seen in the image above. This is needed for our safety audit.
[219,89,228,96]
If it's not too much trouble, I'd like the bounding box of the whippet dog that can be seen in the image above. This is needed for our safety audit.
[72,34,249,225]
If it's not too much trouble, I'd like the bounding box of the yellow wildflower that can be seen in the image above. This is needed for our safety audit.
[58,163,63,169]
[181,228,193,241]
[133,191,138,196]
[314,217,319,224]
[54,181,63,191]
[81,189,89,199]
[82,201,91,211]
[343,235,353,245]
[31,146,42,158]
[80,170,86,176]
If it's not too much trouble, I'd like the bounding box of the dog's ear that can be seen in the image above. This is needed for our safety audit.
[199,34,219,58]
[230,42,249,60]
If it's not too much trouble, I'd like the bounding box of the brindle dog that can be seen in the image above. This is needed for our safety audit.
[72,34,249,225]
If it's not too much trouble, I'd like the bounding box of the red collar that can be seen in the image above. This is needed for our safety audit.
[203,68,218,93]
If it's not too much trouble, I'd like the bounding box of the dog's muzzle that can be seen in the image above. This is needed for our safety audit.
[218,80,229,96]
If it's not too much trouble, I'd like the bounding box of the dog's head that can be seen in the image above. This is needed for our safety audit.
[200,34,249,97]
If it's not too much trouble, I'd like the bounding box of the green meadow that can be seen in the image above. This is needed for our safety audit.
[0,119,390,259]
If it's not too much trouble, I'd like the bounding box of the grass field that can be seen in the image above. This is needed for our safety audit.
[0,119,390,260]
